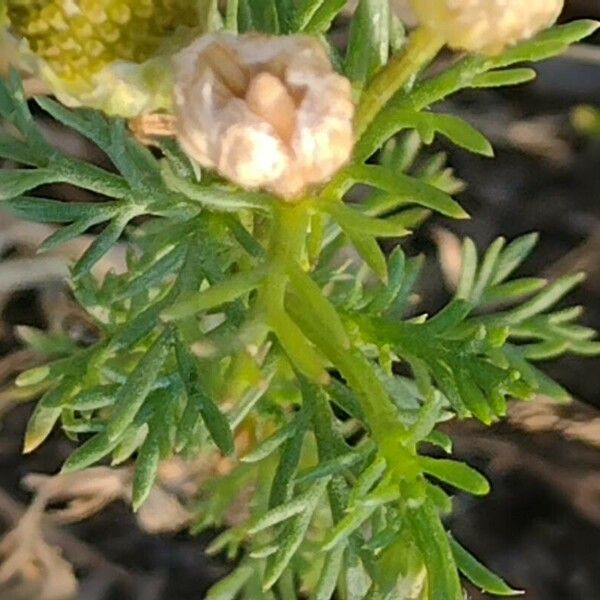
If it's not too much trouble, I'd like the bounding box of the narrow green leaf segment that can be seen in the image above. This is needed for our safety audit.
[0,12,597,600]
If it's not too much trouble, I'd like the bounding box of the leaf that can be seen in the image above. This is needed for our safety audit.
[72,211,134,279]
[407,394,445,444]
[115,244,187,301]
[449,535,522,596]
[366,247,406,315]
[248,0,279,32]
[0,133,44,166]
[314,544,345,600]
[347,230,388,283]
[132,432,161,510]
[107,119,162,192]
[222,214,266,258]
[492,20,599,67]
[491,233,539,285]
[346,0,390,90]
[356,110,492,162]
[406,499,462,600]
[52,157,130,198]
[3,196,117,224]
[287,262,350,350]
[503,346,571,403]
[481,278,547,306]
[199,392,235,456]
[206,563,255,600]
[274,0,295,33]
[37,214,109,254]
[427,483,453,515]
[162,266,266,321]
[470,68,536,89]
[162,162,273,212]
[347,165,468,219]
[61,431,120,472]
[296,450,365,485]
[361,23,598,160]
[0,168,58,200]
[105,328,173,442]
[348,456,387,502]
[241,423,296,463]
[457,373,495,425]
[427,113,493,156]
[3,73,50,155]
[236,0,255,32]
[174,391,202,454]
[175,336,234,455]
[24,377,80,452]
[16,326,75,357]
[112,424,148,465]
[23,405,62,454]
[456,238,478,300]
[419,457,490,496]
[323,482,399,552]
[295,0,345,33]
[269,416,307,508]
[327,380,364,421]
[158,138,196,179]
[36,97,111,149]
[249,545,278,560]
[322,500,377,552]
[501,273,585,325]
[325,201,411,238]
[424,300,472,335]
[263,478,327,589]
[388,254,424,317]
[67,384,119,410]
[424,431,453,454]
[269,305,330,384]
[250,478,329,534]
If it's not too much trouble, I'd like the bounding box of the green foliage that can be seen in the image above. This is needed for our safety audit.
[0,8,598,600]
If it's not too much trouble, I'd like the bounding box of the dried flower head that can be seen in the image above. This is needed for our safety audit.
[409,0,564,54]
[173,34,355,201]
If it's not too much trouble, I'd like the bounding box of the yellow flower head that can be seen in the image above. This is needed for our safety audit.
[409,0,564,54]
[2,0,206,115]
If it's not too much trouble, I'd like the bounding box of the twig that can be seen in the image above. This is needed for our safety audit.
[0,487,132,582]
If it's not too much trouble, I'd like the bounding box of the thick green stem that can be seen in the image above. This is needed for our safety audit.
[225,202,313,397]
[354,26,445,139]
[262,201,311,315]
[286,294,403,443]
[238,203,409,473]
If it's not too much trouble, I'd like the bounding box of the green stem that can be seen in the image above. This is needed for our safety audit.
[225,0,239,31]
[285,294,401,442]
[224,201,313,396]
[354,27,445,139]
[262,201,311,315]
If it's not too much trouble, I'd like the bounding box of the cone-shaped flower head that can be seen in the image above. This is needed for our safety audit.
[409,0,564,54]
[173,34,355,201]
[3,0,204,115]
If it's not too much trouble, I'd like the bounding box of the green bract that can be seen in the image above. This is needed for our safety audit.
[0,3,598,599]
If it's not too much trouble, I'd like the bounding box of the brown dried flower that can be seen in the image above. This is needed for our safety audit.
[173,34,355,201]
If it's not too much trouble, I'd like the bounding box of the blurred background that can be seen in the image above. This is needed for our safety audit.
[1,1,600,599]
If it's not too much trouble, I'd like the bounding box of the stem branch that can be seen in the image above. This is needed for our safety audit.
[355,27,445,139]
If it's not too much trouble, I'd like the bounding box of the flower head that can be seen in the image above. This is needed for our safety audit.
[409,0,564,54]
[3,0,204,115]
[173,34,355,201]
